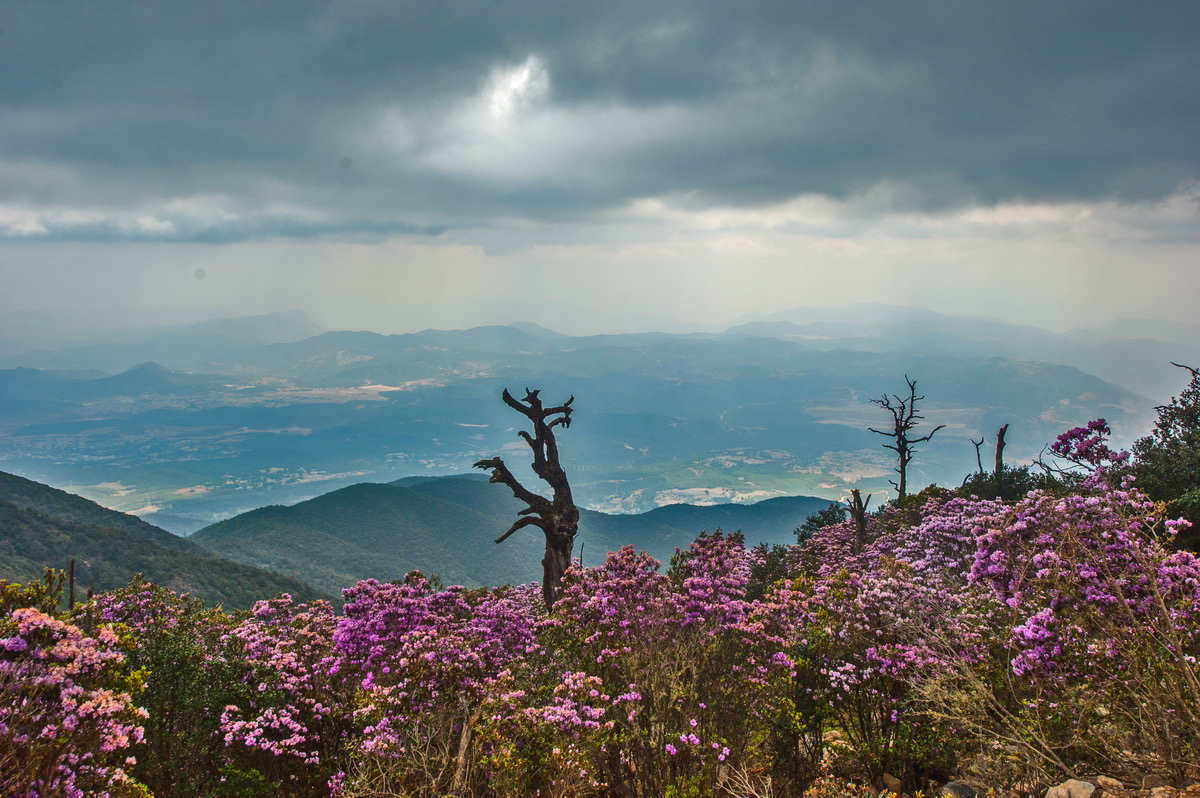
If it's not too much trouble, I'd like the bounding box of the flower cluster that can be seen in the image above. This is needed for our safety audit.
[220,595,350,772]
[331,576,539,758]
[1049,418,1132,488]
[1,607,146,797]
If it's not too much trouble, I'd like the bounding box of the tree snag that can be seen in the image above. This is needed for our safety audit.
[993,423,1009,477]
[848,489,872,554]
[868,375,946,500]
[993,423,1010,494]
[474,388,579,609]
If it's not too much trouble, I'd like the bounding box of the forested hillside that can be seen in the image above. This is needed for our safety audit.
[0,471,328,608]
[190,475,830,594]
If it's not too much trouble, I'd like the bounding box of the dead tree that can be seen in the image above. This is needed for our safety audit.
[848,489,872,554]
[474,388,579,609]
[993,423,1009,476]
[868,376,946,500]
[971,437,986,475]
[993,423,1009,493]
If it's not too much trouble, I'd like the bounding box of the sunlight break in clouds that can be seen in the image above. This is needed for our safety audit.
[487,56,550,120]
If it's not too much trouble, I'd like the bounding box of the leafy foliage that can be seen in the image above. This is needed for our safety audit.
[0,498,327,610]
[957,464,1066,502]
[794,502,848,545]
[1131,364,1200,547]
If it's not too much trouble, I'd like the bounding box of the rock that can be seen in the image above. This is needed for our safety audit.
[938,782,977,798]
[1095,776,1123,793]
[1148,787,1176,798]
[882,773,903,795]
[1144,776,1171,790]
[1045,779,1095,798]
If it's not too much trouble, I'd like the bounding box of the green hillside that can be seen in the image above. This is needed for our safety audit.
[192,481,555,594]
[0,469,196,552]
[190,475,832,595]
[0,471,328,608]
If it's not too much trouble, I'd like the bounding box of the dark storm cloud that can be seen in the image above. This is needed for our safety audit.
[1,0,1197,240]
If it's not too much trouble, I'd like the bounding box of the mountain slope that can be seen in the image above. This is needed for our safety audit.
[191,476,832,594]
[0,471,327,608]
[0,470,196,552]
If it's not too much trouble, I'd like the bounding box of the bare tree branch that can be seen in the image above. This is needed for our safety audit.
[494,515,548,544]
[971,437,986,475]
[471,456,549,515]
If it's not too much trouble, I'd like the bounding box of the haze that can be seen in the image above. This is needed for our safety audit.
[2,1,1198,339]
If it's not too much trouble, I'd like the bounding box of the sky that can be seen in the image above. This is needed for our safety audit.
[2,0,1198,339]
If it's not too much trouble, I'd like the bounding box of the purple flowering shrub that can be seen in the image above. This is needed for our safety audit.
[330,575,540,795]
[951,486,1200,782]
[1047,418,1132,489]
[1,604,148,797]
[784,496,1007,789]
[528,535,803,795]
[471,668,617,796]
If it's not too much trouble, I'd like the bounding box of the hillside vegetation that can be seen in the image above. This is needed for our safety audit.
[0,470,327,608]
[191,475,830,595]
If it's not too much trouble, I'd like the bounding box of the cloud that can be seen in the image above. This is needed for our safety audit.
[0,0,1196,242]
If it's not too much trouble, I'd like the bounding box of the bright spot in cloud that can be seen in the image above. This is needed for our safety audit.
[487,55,550,121]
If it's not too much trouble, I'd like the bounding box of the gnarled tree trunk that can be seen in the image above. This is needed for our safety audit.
[475,388,579,609]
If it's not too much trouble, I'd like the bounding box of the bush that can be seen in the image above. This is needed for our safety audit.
[1,605,148,796]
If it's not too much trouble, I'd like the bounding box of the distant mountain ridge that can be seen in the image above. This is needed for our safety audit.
[190,475,832,595]
[0,471,328,608]
[723,303,1199,401]
[0,310,326,374]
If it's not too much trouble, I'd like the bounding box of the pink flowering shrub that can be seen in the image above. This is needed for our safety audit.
[0,605,148,797]
[220,595,354,795]
[74,577,252,797]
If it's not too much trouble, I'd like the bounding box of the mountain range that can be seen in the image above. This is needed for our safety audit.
[1,304,1193,532]
[0,309,326,374]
